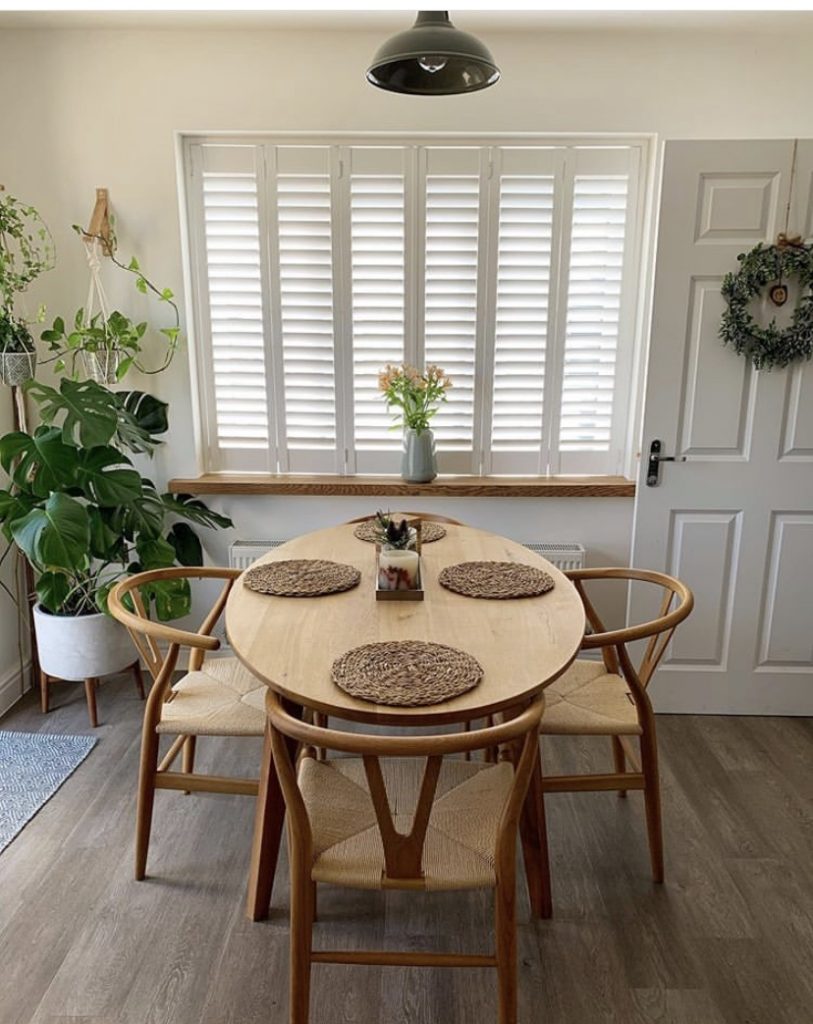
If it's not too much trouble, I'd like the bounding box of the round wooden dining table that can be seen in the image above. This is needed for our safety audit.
[226,520,586,921]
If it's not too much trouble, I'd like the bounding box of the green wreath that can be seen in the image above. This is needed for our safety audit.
[719,241,813,370]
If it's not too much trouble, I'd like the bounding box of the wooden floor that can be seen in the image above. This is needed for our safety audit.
[1,675,811,1024]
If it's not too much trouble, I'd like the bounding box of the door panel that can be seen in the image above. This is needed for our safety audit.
[631,139,813,714]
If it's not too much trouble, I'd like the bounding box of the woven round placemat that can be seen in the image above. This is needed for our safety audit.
[438,561,555,600]
[243,559,361,597]
[353,518,446,544]
[332,640,482,707]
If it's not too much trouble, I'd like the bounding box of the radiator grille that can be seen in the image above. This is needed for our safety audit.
[229,539,585,572]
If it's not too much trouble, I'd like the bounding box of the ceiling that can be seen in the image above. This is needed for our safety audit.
[0,9,811,34]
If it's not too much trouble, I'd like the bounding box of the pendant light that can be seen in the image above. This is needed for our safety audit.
[367,11,500,96]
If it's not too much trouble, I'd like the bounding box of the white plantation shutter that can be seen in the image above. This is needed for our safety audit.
[555,148,639,474]
[348,148,407,473]
[487,149,561,474]
[423,149,483,469]
[189,144,271,471]
[184,136,645,477]
[272,147,338,472]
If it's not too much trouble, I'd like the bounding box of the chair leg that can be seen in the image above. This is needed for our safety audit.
[611,737,628,798]
[519,742,553,918]
[640,731,664,884]
[289,859,313,1024]
[495,877,518,1024]
[84,678,99,728]
[131,660,146,700]
[39,671,50,714]
[182,736,197,795]
[135,727,160,880]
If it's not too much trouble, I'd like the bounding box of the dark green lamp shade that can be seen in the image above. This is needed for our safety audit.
[367,11,500,96]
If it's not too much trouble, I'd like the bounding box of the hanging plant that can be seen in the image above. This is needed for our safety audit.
[40,225,180,382]
[0,188,55,386]
[719,240,813,370]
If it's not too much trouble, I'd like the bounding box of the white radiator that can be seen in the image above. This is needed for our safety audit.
[229,539,585,572]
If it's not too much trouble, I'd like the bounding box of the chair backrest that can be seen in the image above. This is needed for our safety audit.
[565,567,693,700]
[346,511,463,526]
[267,692,543,885]
[108,566,241,689]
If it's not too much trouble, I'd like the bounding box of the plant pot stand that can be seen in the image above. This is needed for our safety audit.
[39,660,146,728]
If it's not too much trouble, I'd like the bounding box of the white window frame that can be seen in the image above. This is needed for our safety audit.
[178,131,654,477]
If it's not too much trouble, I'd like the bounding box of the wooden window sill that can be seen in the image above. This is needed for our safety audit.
[167,474,636,498]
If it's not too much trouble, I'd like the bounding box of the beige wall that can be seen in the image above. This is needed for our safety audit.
[1,20,811,663]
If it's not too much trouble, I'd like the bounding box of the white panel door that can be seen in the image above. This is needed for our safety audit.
[631,139,813,714]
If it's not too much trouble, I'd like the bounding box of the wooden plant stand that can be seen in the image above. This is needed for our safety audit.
[39,661,146,728]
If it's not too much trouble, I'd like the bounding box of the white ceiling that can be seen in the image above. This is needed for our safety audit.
[0,9,811,33]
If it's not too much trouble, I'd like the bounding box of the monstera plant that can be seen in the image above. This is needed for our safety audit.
[0,378,231,687]
[0,378,230,617]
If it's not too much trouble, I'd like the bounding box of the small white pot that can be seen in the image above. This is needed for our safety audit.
[33,604,135,681]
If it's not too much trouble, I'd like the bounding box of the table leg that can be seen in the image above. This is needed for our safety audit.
[246,701,302,922]
[519,742,553,919]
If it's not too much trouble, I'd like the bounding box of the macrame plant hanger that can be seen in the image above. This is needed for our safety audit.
[80,188,115,378]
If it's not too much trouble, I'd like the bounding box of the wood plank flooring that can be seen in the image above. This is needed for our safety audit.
[0,675,811,1024]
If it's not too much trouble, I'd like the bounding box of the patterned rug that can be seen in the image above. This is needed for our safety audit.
[0,730,97,854]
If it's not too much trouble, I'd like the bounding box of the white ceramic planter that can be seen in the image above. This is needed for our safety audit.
[33,604,135,681]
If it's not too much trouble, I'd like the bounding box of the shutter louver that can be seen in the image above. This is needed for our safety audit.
[277,173,337,451]
[350,174,405,453]
[490,175,555,456]
[424,174,480,451]
[201,171,269,451]
[559,175,629,452]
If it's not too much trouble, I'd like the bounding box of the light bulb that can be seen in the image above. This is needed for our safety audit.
[418,55,448,74]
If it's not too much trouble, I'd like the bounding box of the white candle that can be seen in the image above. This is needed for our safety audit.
[378,548,420,590]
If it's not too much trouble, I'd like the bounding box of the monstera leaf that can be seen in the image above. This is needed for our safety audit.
[119,391,169,436]
[25,379,119,448]
[25,378,160,455]
[161,492,233,530]
[167,522,203,566]
[0,427,76,498]
[75,447,142,506]
[11,492,90,575]
[36,571,72,614]
[0,489,39,539]
[136,535,177,569]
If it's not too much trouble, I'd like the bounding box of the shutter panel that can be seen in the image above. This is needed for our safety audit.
[423,149,482,467]
[489,166,557,473]
[349,148,406,473]
[557,152,633,473]
[194,144,271,471]
[274,147,338,470]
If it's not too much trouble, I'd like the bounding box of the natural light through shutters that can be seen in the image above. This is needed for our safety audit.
[186,138,644,475]
[424,173,480,451]
[491,175,554,455]
[350,173,405,451]
[277,172,337,451]
[201,171,269,450]
[559,175,629,452]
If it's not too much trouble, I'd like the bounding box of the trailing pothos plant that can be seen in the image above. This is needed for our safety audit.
[0,378,231,619]
[40,227,180,381]
[0,188,55,382]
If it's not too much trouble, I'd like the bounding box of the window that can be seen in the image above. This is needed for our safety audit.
[183,135,647,476]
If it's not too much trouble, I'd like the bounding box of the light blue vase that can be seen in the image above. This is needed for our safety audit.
[402,427,437,483]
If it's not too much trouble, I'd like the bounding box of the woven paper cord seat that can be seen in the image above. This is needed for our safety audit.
[541,659,642,736]
[299,757,514,890]
[157,657,266,737]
